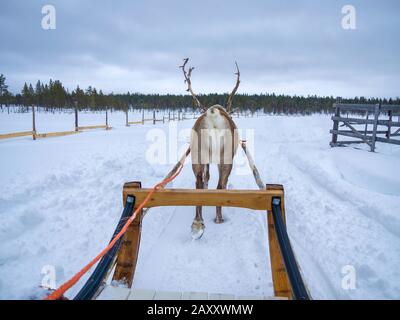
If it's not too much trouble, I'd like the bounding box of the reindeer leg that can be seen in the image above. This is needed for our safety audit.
[203,164,210,189]
[215,164,233,224]
[192,165,205,239]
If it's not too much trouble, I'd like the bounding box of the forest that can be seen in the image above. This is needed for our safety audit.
[0,74,399,115]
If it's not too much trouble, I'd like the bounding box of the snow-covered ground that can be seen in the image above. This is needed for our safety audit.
[0,109,399,300]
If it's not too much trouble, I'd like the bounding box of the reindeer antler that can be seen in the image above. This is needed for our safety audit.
[226,61,240,113]
[180,58,205,112]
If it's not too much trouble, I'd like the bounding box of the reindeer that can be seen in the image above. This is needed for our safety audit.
[180,58,240,239]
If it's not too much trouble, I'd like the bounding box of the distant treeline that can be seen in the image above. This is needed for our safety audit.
[0,75,399,115]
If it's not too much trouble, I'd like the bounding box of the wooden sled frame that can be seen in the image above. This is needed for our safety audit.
[109,181,309,300]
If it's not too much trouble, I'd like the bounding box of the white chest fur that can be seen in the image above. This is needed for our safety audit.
[204,108,230,130]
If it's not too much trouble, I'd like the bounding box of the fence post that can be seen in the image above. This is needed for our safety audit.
[153,110,156,125]
[364,111,369,135]
[105,107,110,130]
[330,103,340,147]
[142,109,145,124]
[32,105,36,140]
[386,109,392,139]
[125,108,129,127]
[370,104,380,152]
[168,111,171,121]
[74,105,79,131]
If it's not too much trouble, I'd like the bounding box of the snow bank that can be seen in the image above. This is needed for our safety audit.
[0,110,399,299]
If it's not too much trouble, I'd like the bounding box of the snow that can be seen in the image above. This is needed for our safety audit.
[0,109,399,300]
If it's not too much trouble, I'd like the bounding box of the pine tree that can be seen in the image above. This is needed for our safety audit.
[0,74,8,96]
[35,80,42,107]
[21,82,32,107]
[0,74,10,110]
[72,86,86,109]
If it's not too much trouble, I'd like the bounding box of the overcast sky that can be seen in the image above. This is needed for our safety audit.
[1,0,399,98]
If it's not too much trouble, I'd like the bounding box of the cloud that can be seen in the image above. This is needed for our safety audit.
[0,0,399,98]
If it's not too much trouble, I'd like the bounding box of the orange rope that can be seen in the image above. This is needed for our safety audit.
[44,152,188,300]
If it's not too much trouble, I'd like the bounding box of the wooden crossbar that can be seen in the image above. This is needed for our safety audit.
[35,131,79,139]
[77,125,108,130]
[0,131,34,140]
[123,187,283,211]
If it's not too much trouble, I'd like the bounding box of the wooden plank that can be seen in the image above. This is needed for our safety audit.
[386,110,393,139]
[371,104,380,152]
[0,131,33,140]
[338,130,387,135]
[113,182,143,288]
[377,120,400,127]
[331,116,375,125]
[330,104,340,146]
[128,289,156,300]
[182,292,208,300]
[334,103,376,112]
[375,136,400,145]
[154,291,182,300]
[266,184,292,299]
[123,187,283,211]
[96,285,131,300]
[330,130,373,146]
[380,104,400,112]
[35,131,79,139]
[331,140,365,146]
[128,121,143,125]
[77,125,107,130]
[364,111,369,135]
[392,127,400,136]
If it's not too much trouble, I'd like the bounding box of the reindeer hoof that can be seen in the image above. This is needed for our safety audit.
[214,217,224,224]
[191,220,205,240]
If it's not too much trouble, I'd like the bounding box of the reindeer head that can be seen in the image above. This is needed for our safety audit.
[179,58,240,114]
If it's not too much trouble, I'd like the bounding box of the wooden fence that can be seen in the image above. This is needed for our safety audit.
[330,103,400,152]
[1,107,262,141]
[0,107,111,140]
[125,109,201,126]
[75,108,111,131]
